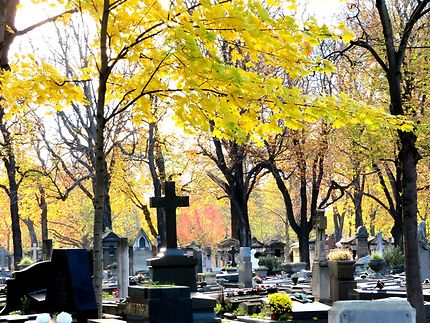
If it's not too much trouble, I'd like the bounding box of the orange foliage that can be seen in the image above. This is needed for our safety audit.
[177,198,227,247]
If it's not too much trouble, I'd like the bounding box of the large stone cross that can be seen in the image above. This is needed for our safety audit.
[150,181,189,250]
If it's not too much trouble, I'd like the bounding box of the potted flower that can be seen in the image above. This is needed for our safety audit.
[327,248,355,280]
[266,292,292,321]
[368,252,386,277]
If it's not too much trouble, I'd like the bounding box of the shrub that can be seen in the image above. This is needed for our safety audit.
[18,257,34,266]
[267,292,292,315]
[371,252,383,260]
[382,246,404,268]
[258,256,282,274]
[327,248,353,260]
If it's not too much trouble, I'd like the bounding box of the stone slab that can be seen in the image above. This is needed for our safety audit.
[329,298,415,323]
[147,254,197,291]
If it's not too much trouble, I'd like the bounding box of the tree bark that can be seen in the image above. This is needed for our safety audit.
[38,187,48,241]
[92,0,110,317]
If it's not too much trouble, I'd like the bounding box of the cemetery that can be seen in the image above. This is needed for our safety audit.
[0,182,426,322]
[1,0,430,323]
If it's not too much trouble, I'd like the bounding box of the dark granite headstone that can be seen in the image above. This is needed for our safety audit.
[46,249,97,322]
[126,286,192,323]
[0,261,51,314]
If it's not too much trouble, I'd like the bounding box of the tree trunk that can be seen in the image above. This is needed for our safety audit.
[400,132,424,321]
[0,0,20,267]
[38,187,48,241]
[22,218,38,247]
[93,0,110,317]
[103,161,112,231]
[3,138,22,266]
[298,229,310,267]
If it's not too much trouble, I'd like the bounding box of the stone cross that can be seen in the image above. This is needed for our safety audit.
[314,209,327,261]
[31,243,41,261]
[150,181,189,250]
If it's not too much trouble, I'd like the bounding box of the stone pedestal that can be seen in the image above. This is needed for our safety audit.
[238,247,252,288]
[191,292,221,322]
[117,238,129,298]
[126,286,192,323]
[312,260,330,302]
[147,251,197,292]
[329,260,356,302]
[329,299,415,323]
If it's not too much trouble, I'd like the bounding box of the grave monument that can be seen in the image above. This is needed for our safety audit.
[356,226,369,258]
[147,181,197,291]
[418,220,430,279]
[311,209,330,302]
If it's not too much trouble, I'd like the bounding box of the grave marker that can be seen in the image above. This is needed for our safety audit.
[147,181,197,291]
[150,181,189,251]
[311,209,330,302]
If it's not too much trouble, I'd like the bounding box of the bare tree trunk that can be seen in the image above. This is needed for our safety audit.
[38,187,48,241]
[22,218,38,247]
[92,0,110,317]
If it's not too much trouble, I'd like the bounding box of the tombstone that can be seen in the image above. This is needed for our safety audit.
[0,247,11,269]
[45,249,97,322]
[376,232,384,255]
[216,238,239,268]
[0,249,97,323]
[418,220,430,279]
[102,231,121,277]
[147,181,197,291]
[183,241,203,274]
[31,243,42,262]
[329,298,415,323]
[238,247,252,288]
[250,249,259,270]
[117,238,129,299]
[202,247,212,272]
[355,226,369,259]
[126,285,192,323]
[311,209,330,302]
[42,239,53,261]
[129,228,153,275]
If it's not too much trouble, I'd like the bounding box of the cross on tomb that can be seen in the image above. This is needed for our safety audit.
[31,243,42,261]
[150,181,189,250]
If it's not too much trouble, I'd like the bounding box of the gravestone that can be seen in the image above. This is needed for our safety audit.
[184,241,203,274]
[238,247,252,288]
[46,249,97,322]
[126,285,192,323]
[376,232,384,255]
[202,247,212,272]
[0,260,52,315]
[0,249,97,323]
[117,238,129,298]
[42,239,53,261]
[147,181,197,291]
[31,243,41,262]
[418,220,430,279]
[311,209,330,302]
[329,298,415,323]
[356,226,369,259]
[250,249,259,270]
[0,247,11,269]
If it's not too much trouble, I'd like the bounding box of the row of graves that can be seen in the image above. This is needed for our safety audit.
[0,182,425,322]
